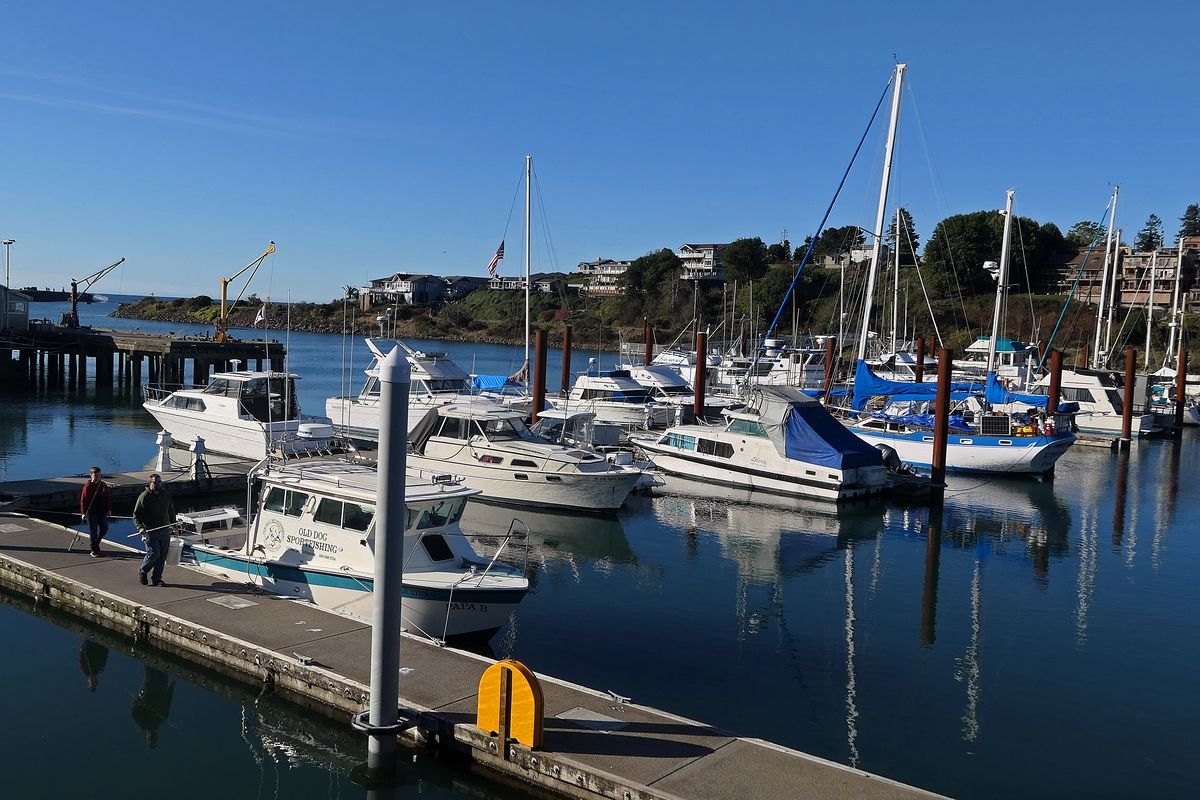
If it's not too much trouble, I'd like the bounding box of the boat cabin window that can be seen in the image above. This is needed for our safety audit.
[657,385,691,396]
[239,377,299,422]
[168,396,207,412]
[580,388,650,403]
[409,498,466,530]
[1061,387,1096,404]
[313,497,376,531]
[481,417,529,440]
[421,534,455,562]
[263,487,308,518]
[665,432,697,451]
[427,378,468,392]
[697,439,734,458]
[726,419,767,437]
[361,376,380,397]
[436,416,468,440]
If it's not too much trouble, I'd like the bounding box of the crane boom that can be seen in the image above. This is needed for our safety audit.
[64,257,125,328]
[216,242,275,343]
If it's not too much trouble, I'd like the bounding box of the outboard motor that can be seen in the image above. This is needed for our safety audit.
[873,442,904,473]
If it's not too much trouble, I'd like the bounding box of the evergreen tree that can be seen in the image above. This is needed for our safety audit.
[721,238,769,283]
[1134,214,1164,251]
[1178,204,1200,241]
[1065,220,1103,247]
[886,208,919,265]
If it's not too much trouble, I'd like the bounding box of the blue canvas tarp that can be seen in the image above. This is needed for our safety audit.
[471,374,519,392]
[746,386,885,471]
[851,360,984,409]
[985,371,1048,408]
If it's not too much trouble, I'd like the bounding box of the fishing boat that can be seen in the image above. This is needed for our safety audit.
[631,386,887,502]
[326,338,485,443]
[553,362,674,429]
[143,370,335,460]
[405,402,644,511]
[174,460,529,641]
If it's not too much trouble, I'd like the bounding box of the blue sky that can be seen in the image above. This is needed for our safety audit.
[2,1,1197,300]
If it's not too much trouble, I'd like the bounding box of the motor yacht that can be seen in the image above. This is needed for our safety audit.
[552,362,674,429]
[174,460,529,641]
[630,386,887,502]
[1028,367,1161,438]
[528,407,664,493]
[143,371,334,460]
[406,402,644,511]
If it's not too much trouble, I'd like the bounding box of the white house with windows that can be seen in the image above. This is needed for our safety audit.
[577,258,633,295]
[678,243,728,281]
[362,272,445,306]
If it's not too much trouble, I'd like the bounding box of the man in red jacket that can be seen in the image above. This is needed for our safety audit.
[80,466,112,557]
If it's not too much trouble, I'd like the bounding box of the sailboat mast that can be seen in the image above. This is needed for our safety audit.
[1093,186,1119,369]
[891,206,901,355]
[856,63,906,363]
[987,190,1016,375]
[1146,249,1158,367]
[1167,240,1184,365]
[524,154,532,370]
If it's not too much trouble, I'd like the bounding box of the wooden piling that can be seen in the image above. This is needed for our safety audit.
[1048,349,1062,414]
[1120,345,1135,449]
[822,337,836,397]
[694,332,707,423]
[1175,347,1188,437]
[643,319,653,367]
[930,347,953,503]
[531,328,547,423]
[560,325,572,394]
[915,336,925,383]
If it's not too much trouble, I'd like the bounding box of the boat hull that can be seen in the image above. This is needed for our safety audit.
[407,455,641,511]
[142,404,327,460]
[185,546,524,639]
[852,429,1075,475]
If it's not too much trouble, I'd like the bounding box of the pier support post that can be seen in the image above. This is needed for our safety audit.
[531,328,547,423]
[1119,345,1135,451]
[822,336,836,397]
[363,345,411,778]
[77,351,88,392]
[95,350,113,391]
[930,347,953,504]
[1174,347,1188,437]
[915,336,925,383]
[68,353,77,388]
[560,325,572,394]
[643,319,653,366]
[694,332,708,423]
[132,352,143,386]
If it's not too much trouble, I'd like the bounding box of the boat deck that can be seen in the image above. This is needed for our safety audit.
[0,511,943,800]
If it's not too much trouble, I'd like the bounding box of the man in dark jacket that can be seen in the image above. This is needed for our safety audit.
[133,474,175,586]
[80,466,112,557]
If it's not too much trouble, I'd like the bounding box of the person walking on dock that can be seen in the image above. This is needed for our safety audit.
[133,474,175,587]
[80,466,112,557]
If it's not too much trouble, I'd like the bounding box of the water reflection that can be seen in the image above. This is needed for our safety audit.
[78,639,108,692]
[131,665,176,748]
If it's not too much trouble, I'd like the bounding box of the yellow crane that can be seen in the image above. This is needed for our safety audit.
[215,242,275,343]
[62,257,125,328]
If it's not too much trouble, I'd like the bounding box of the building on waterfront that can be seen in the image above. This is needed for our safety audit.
[443,275,490,299]
[577,258,633,295]
[361,272,445,306]
[487,272,571,293]
[1,284,31,333]
[1117,237,1200,311]
[678,243,728,282]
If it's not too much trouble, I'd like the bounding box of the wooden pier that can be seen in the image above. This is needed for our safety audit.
[0,512,944,800]
[1,325,285,391]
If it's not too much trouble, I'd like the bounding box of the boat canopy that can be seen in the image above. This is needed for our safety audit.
[851,360,986,410]
[748,386,883,470]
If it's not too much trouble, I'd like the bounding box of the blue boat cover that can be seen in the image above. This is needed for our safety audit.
[851,360,984,409]
[471,374,519,391]
[984,371,1048,408]
[750,386,882,470]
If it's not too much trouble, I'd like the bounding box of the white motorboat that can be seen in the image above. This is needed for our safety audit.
[1028,368,1160,438]
[406,402,644,511]
[953,336,1039,383]
[143,371,335,460]
[552,363,674,429]
[175,460,529,641]
[327,338,484,443]
[620,363,742,422]
[631,386,887,502]
[528,407,664,493]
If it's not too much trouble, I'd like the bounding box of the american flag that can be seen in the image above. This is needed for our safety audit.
[487,240,504,276]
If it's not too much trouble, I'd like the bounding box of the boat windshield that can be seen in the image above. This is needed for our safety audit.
[480,417,530,441]
[726,418,767,437]
[406,498,466,529]
[657,385,691,396]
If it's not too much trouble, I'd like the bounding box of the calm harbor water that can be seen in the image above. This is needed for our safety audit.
[2,298,1197,799]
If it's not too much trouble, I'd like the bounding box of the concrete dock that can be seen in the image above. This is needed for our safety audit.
[0,460,255,511]
[0,512,946,800]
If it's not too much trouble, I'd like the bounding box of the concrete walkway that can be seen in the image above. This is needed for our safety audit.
[0,512,947,800]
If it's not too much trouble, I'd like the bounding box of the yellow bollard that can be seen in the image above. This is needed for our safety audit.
[476,659,543,750]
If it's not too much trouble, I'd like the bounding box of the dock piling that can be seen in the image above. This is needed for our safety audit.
[1048,349,1062,414]
[930,347,953,504]
[560,325,572,393]
[532,328,547,423]
[1175,347,1188,437]
[694,332,708,423]
[915,336,925,383]
[364,346,412,777]
[643,319,652,367]
[822,336,836,397]
[1119,345,1135,450]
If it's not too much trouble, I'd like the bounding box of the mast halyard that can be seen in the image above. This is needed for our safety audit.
[856,62,906,363]
[524,154,532,372]
[1146,249,1158,368]
[891,206,901,356]
[1166,241,1184,367]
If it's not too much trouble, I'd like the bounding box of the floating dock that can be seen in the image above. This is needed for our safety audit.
[0,512,944,800]
[0,461,255,511]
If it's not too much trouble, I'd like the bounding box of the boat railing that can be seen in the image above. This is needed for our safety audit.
[143,385,182,402]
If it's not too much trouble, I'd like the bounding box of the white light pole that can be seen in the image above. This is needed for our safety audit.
[2,240,14,332]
